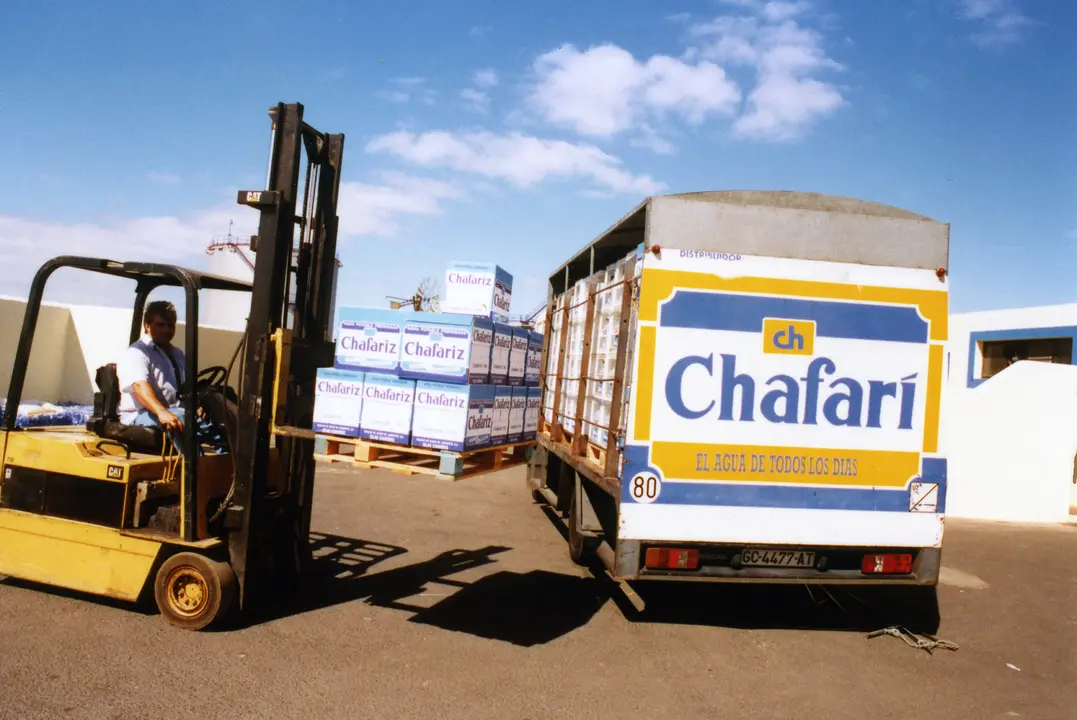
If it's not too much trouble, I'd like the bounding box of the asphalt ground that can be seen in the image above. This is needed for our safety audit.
[0,464,1074,719]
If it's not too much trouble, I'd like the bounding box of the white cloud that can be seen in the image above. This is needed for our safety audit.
[958,0,1033,47]
[527,1,841,145]
[0,174,469,303]
[146,171,181,185]
[337,173,464,237]
[460,88,490,113]
[474,69,499,88]
[690,0,844,141]
[460,69,500,113]
[529,43,740,139]
[762,1,812,23]
[366,130,665,195]
[0,204,248,302]
[380,77,438,106]
[630,126,677,155]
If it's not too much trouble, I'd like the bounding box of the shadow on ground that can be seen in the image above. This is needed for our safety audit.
[246,532,607,647]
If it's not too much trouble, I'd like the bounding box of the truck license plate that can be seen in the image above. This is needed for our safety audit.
[741,548,816,568]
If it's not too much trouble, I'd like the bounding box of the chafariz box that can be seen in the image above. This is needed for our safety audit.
[490,322,513,385]
[524,386,541,441]
[442,262,513,321]
[398,315,493,384]
[312,368,364,438]
[358,373,416,445]
[411,382,495,452]
[507,386,528,442]
[333,307,419,373]
[524,331,543,386]
[508,327,529,387]
[491,386,513,446]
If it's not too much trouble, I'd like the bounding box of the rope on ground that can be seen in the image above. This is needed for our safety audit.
[867,626,959,654]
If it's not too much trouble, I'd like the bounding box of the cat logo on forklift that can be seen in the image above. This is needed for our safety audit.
[107,465,123,480]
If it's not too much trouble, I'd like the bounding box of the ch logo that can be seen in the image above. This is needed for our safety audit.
[773,325,805,351]
[763,318,815,356]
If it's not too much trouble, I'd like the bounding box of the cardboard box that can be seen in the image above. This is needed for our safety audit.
[507,386,528,443]
[524,331,543,386]
[491,386,513,446]
[411,382,495,452]
[524,386,541,441]
[334,307,416,373]
[508,327,529,387]
[490,322,513,385]
[398,314,493,384]
[312,368,364,438]
[358,373,416,445]
[442,261,512,321]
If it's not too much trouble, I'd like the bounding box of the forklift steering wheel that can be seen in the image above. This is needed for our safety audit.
[196,365,228,390]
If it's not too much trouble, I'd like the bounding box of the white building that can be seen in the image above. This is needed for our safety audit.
[944,303,1077,523]
[203,237,341,332]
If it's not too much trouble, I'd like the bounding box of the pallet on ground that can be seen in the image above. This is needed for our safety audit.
[314,435,535,480]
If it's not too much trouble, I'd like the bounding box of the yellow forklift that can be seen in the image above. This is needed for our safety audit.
[0,102,343,630]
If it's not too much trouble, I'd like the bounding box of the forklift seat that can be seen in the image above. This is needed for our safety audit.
[86,363,167,454]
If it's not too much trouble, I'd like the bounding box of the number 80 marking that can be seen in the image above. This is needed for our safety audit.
[630,472,661,503]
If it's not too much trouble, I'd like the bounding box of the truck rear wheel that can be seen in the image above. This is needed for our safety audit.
[154,551,237,631]
[568,490,592,565]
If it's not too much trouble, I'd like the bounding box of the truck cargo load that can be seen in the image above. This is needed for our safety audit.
[527,190,949,587]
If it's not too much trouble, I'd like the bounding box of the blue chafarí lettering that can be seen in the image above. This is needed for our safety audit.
[899,373,917,429]
[665,353,918,429]
[664,354,715,419]
[719,354,754,422]
[761,374,799,424]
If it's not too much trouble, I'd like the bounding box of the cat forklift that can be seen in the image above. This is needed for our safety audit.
[0,102,343,630]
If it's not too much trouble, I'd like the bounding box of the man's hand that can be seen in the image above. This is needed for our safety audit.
[131,380,183,431]
[157,409,184,432]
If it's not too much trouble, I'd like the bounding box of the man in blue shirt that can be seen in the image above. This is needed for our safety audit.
[117,300,186,435]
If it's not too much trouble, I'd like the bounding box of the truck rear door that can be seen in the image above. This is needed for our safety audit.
[618,249,948,552]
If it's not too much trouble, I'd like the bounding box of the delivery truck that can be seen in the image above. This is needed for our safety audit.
[527,190,949,589]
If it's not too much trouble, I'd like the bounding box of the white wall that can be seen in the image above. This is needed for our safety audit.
[0,296,244,406]
[943,303,1077,522]
[942,362,1077,522]
[0,297,74,403]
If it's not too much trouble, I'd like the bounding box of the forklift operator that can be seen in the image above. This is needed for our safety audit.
[117,300,186,435]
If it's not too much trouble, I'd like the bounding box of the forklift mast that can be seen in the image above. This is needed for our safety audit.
[228,103,344,607]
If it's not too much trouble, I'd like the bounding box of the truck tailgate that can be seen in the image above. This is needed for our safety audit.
[619,249,948,549]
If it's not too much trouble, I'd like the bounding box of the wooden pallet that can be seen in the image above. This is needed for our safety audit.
[314,435,535,481]
[538,429,610,480]
[539,427,603,455]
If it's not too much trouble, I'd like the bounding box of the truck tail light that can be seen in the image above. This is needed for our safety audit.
[861,553,913,574]
[645,547,699,570]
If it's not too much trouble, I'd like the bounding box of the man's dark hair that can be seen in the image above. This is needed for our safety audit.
[143,300,177,326]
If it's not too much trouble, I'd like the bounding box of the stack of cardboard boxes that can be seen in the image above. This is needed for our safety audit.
[313,262,543,452]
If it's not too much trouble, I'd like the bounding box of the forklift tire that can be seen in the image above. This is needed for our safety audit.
[154,552,237,631]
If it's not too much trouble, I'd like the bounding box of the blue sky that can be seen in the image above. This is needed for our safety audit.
[1,0,1073,317]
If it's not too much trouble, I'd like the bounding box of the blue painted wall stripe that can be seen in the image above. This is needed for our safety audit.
[966,325,1077,388]
[659,291,929,344]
